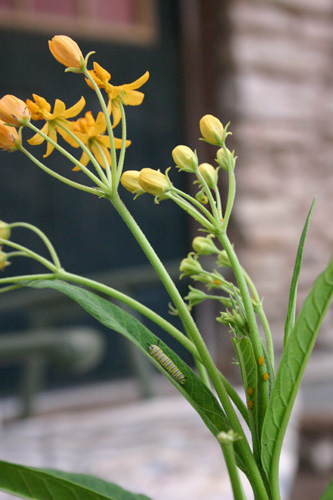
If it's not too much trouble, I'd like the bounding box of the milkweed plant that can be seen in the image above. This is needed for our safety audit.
[0,36,332,500]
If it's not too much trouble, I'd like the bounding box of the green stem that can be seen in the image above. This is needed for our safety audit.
[0,273,56,286]
[57,269,201,360]
[167,192,214,231]
[9,222,61,269]
[109,194,268,499]
[218,233,270,427]
[220,156,236,233]
[0,239,58,273]
[242,267,275,373]
[219,437,247,500]
[172,187,217,225]
[83,68,117,190]
[26,122,106,190]
[18,146,99,196]
[116,103,127,184]
[56,121,110,187]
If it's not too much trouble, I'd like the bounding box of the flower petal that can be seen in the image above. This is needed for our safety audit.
[27,122,49,145]
[122,71,149,91]
[53,99,66,117]
[63,96,86,119]
[122,90,145,106]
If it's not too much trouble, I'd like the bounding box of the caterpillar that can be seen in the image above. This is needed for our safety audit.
[148,344,186,385]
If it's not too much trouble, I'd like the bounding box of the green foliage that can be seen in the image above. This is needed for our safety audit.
[261,258,333,484]
[284,197,316,346]
[0,460,152,500]
[26,280,231,438]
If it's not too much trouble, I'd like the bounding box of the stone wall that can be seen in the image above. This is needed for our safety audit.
[219,0,333,348]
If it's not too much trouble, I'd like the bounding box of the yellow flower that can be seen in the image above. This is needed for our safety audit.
[86,62,149,127]
[200,114,224,145]
[0,95,30,126]
[26,94,86,157]
[48,35,83,69]
[0,120,20,151]
[120,170,144,194]
[138,168,170,196]
[69,111,130,170]
[172,145,197,172]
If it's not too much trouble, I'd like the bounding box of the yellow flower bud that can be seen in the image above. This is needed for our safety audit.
[0,95,31,126]
[0,120,20,150]
[200,114,224,145]
[0,221,11,240]
[120,170,144,194]
[48,35,83,69]
[216,147,232,171]
[198,163,218,189]
[172,145,197,172]
[138,168,171,196]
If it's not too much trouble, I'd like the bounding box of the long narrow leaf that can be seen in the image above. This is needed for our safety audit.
[25,280,234,441]
[261,258,333,484]
[284,197,316,346]
[0,460,152,500]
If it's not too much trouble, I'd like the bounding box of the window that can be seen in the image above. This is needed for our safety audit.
[0,0,157,45]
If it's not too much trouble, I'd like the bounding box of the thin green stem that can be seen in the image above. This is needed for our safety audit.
[9,222,62,269]
[218,233,270,427]
[0,273,56,286]
[26,122,106,190]
[116,103,127,184]
[18,146,99,196]
[56,121,110,187]
[57,269,201,360]
[172,187,217,225]
[242,267,275,373]
[220,158,236,233]
[167,192,214,231]
[109,194,268,499]
[83,68,117,190]
[195,168,220,221]
[0,239,58,273]
[219,437,247,500]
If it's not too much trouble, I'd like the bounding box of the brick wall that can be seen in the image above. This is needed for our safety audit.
[220,0,333,347]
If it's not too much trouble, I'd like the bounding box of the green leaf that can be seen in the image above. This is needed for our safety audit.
[284,197,316,346]
[25,280,230,439]
[319,479,333,500]
[261,258,333,485]
[0,459,152,500]
[232,337,259,458]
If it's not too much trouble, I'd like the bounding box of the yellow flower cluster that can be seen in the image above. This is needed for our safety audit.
[0,35,149,173]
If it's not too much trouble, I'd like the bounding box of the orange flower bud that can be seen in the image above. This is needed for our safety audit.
[138,168,171,196]
[48,35,83,69]
[0,120,20,150]
[199,114,224,145]
[0,95,30,126]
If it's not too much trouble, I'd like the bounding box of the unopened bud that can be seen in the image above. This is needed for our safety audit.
[49,35,83,69]
[172,145,198,172]
[0,95,30,126]
[0,250,9,270]
[216,147,232,171]
[138,168,171,196]
[198,163,218,189]
[179,252,203,277]
[200,114,224,145]
[0,121,20,150]
[192,235,218,255]
[0,221,11,240]
[121,170,144,195]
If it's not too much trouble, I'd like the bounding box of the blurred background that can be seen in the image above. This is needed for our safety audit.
[0,1,332,499]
